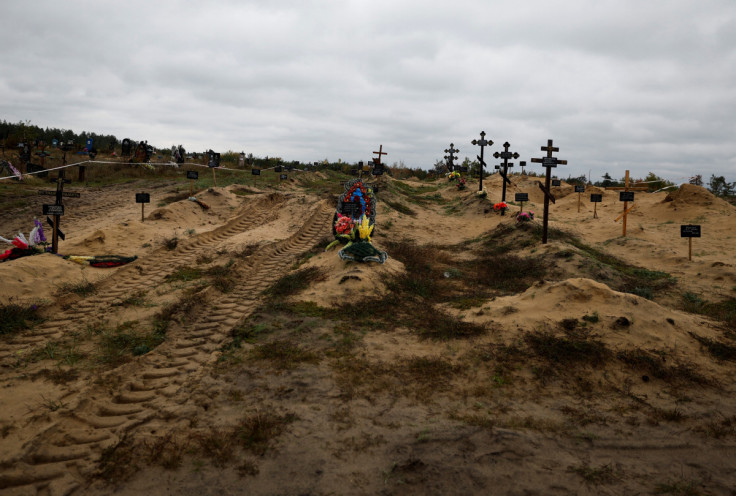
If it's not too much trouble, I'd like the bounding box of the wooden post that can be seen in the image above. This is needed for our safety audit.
[593,202,598,219]
[623,170,629,236]
[212,167,217,187]
[689,237,692,261]
[189,178,193,197]
[141,203,145,222]
[577,192,581,213]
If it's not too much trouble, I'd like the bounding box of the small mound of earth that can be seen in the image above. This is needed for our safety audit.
[465,277,722,366]
[293,249,405,306]
[663,183,729,208]
[82,229,106,249]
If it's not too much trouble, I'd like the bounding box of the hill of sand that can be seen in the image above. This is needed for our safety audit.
[1,171,735,495]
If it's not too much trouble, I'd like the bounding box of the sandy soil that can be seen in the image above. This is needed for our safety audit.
[1,170,735,495]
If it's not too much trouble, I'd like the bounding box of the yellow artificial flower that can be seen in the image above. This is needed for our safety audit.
[357,215,374,242]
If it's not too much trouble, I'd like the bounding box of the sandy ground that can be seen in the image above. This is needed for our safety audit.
[1,170,735,495]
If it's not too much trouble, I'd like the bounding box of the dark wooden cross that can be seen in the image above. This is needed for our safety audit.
[471,131,493,192]
[48,169,71,253]
[493,142,519,215]
[444,143,459,172]
[531,139,567,244]
[372,144,387,166]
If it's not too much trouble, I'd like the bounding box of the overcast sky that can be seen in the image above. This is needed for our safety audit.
[1,0,734,182]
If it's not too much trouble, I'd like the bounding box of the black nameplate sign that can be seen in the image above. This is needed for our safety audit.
[187,171,198,180]
[136,193,150,203]
[252,169,261,176]
[543,157,558,167]
[341,201,362,218]
[373,169,384,176]
[208,152,220,168]
[43,204,64,216]
[590,194,602,202]
[38,190,81,198]
[515,192,529,202]
[575,185,585,193]
[275,166,283,173]
[350,169,359,176]
[681,225,701,238]
[552,179,561,187]
[279,174,287,180]
[457,166,468,173]
[619,191,635,202]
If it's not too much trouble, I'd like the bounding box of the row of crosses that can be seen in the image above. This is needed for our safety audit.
[454,134,566,242]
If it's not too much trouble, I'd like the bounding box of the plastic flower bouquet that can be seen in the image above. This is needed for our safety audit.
[493,202,508,213]
[476,190,487,199]
[456,178,466,190]
[448,171,461,182]
[516,211,535,223]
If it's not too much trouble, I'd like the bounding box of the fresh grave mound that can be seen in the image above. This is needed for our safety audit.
[663,183,733,209]
[291,251,405,307]
[464,278,722,368]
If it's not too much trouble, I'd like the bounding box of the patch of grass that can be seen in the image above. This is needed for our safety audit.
[412,306,487,341]
[524,330,609,366]
[57,279,96,297]
[249,340,320,370]
[165,266,203,282]
[264,267,326,298]
[467,254,546,294]
[163,236,178,250]
[682,295,736,329]
[688,332,736,361]
[383,199,417,216]
[0,302,44,337]
[207,260,236,292]
[616,349,709,384]
[448,297,487,310]
[97,320,166,366]
[653,479,703,495]
[235,411,297,456]
[582,312,600,324]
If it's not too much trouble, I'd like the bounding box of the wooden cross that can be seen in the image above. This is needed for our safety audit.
[471,131,493,192]
[49,169,71,253]
[444,143,459,172]
[372,144,387,166]
[531,139,567,244]
[610,170,645,237]
[493,141,519,215]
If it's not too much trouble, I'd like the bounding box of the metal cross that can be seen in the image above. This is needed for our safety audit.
[530,139,567,244]
[444,143,459,172]
[493,142,519,214]
[471,131,493,192]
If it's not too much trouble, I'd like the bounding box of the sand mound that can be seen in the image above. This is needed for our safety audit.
[472,278,720,359]
[293,250,405,306]
[663,183,731,208]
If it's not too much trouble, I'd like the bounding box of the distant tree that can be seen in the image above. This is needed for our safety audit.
[566,174,588,185]
[689,174,703,186]
[643,172,675,192]
[594,172,617,188]
[708,175,736,197]
[433,160,446,175]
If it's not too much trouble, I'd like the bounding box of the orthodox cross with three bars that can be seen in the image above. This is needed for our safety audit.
[47,169,72,254]
[444,143,459,172]
[471,131,493,192]
[608,169,647,237]
[493,142,519,215]
[531,139,567,244]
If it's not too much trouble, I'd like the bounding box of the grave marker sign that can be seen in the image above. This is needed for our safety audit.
[530,139,567,244]
[515,192,529,213]
[681,225,701,261]
[590,193,602,218]
[136,192,150,222]
[575,185,585,212]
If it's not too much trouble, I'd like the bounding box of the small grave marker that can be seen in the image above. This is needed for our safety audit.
[43,204,65,216]
[280,174,288,180]
[681,225,701,261]
[552,179,561,187]
[187,170,198,196]
[493,142,519,215]
[515,192,529,213]
[531,139,567,244]
[471,131,494,192]
[252,167,260,187]
[575,185,585,212]
[607,170,647,237]
[444,143,459,172]
[136,193,150,222]
[208,150,220,186]
[45,169,72,253]
[590,193,602,218]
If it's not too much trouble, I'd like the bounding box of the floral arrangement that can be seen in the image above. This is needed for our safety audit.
[456,177,466,190]
[448,171,461,182]
[476,190,487,199]
[516,211,535,223]
[0,218,48,261]
[493,202,508,213]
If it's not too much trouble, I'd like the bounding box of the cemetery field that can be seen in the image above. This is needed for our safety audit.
[1,166,736,495]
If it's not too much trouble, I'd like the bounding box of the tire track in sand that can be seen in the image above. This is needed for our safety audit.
[0,201,333,495]
[0,193,285,366]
